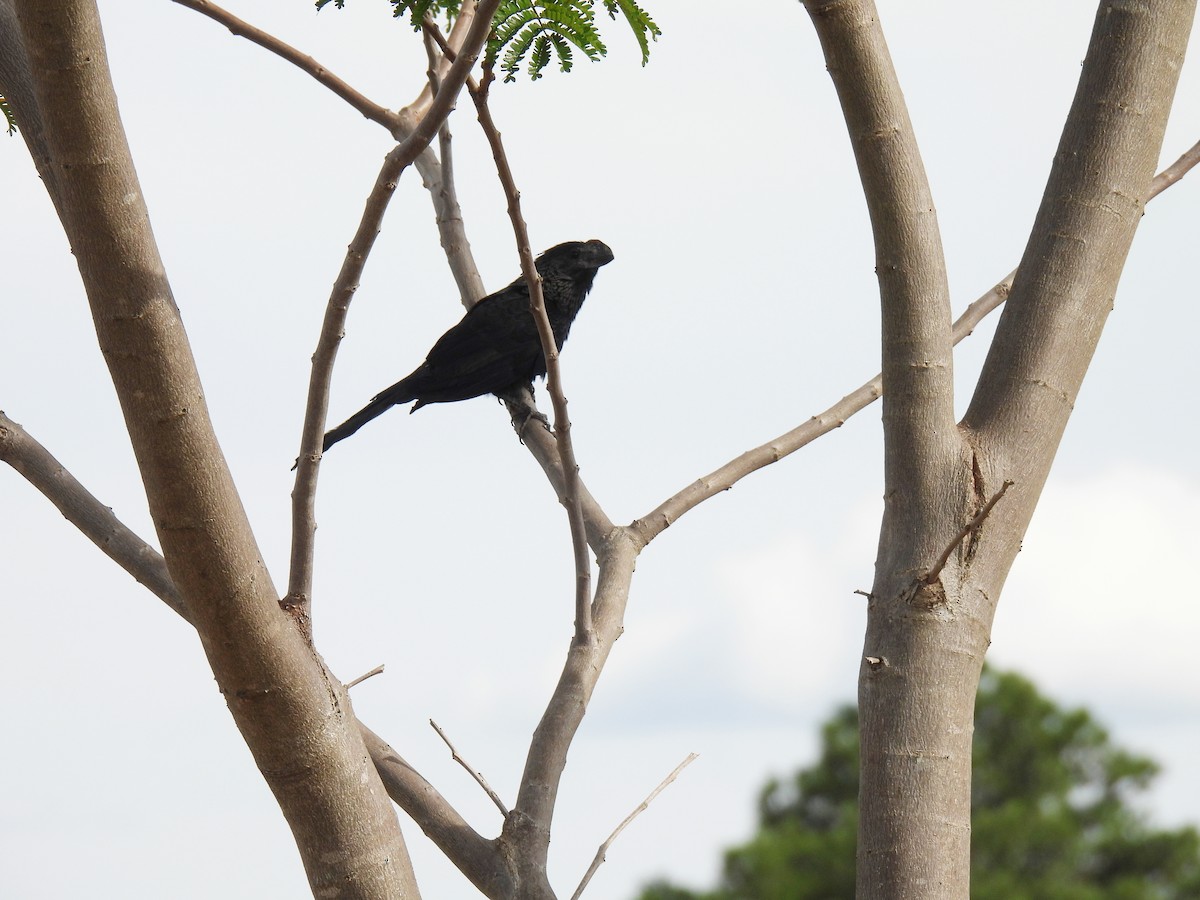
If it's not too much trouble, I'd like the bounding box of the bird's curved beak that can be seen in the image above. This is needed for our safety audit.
[586,240,615,267]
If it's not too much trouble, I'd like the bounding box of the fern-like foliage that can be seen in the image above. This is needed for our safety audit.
[315,0,659,82]
[315,0,462,26]
[1,94,14,136]
[316,0,465,31]
[490,0,606,82]
[602,0,660,66]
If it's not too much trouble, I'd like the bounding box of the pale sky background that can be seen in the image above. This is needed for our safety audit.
[2,2,1199,898]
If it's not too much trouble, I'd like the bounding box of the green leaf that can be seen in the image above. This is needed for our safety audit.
[316,0,462,27]
[602,0,660,66]
[1,94,15,136]
[491,1,605,82]
[317,1,658,81]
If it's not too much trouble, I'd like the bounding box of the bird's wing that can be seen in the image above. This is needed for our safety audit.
[412,289,545,401]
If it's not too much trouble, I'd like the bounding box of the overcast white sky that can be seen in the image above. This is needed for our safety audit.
[2,2,1198,897]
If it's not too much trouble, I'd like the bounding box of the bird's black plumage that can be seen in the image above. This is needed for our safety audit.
[323,239,614,452]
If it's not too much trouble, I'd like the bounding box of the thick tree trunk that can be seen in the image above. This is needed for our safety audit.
[849,2,1196,897]
[11,2,420,895]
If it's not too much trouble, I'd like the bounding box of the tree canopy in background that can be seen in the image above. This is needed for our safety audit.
[638,668,1200,900]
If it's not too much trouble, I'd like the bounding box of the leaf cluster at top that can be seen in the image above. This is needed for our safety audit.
[315,0,660,82]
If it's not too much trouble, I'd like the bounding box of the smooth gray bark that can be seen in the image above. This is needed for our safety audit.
[11,2,420,895]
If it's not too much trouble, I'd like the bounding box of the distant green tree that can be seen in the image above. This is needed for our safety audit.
[638,668,1200,900]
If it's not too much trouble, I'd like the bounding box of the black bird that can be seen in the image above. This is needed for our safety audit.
[323,239,614,452]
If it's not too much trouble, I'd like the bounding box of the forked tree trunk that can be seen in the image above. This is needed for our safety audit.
[800,1,1196,896]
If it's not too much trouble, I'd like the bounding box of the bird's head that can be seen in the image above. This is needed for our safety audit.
[536,239,615,276]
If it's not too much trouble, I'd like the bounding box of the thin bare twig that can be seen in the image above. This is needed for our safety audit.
[1147,138,1200,199]
[430,719,509,816]
[422,22,457,184]
[423,20,443,94]
[345,664,385,689]
[570,753,699,900]
[629,271,1014,546]
[284,148,411,637]
[407,0,481,122]
[170,0,402,131]
[630,136,1200,548]
[286,0,503,631]
[457,48,594,644]
[921,480,1013,584]
[420,19,478,309]
[360,722,505,895]
[175,0,487,306]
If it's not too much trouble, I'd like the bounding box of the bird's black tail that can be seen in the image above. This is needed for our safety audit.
[323,394,402,452]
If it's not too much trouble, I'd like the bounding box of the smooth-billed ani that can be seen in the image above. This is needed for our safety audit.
[322,239,614,451]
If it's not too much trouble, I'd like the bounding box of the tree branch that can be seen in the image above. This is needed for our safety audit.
[0,411,187,619]
[569,752,698,900]
[854,6,1196,896]
[286,148,413,632]
[0,418,187,615]
[1,411,506,896]
[418,19,486,307]
[401,1,488,306]
[422,20,614,561]
[171,0,485,306]
[0,0,60,205]
[286,0,504,626]
[360,723,514,898]
[503,387,617,550]
[630,272,1006,546]
[407,0,481,124]
[921,480,1012,584]
[804,0,960,531]
[1148,138,1200,199]
[505,530,640,883]
[431,719,510,817]
[963,1,1197,536]
[345,664,385,689]
[467,68,595,644]
[630,135,1200,548]
[170,0,402,130]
